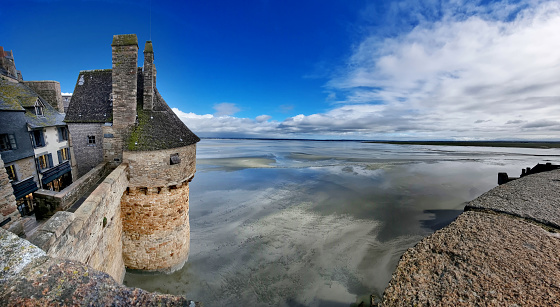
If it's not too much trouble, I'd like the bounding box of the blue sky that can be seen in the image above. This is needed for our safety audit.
[2,0,560,140]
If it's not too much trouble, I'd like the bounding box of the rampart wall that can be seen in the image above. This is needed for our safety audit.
[29,164,128,282]
[34,162,111,219]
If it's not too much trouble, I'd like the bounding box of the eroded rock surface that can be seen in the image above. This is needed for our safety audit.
[383,170,560,306]
[0,228,199,306]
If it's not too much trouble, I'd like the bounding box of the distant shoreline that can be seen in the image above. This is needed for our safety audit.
[363,141,560,149]
[200,137,560,149]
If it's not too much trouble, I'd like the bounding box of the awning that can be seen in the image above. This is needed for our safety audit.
[41,160,72,185]
[12,177,38,199]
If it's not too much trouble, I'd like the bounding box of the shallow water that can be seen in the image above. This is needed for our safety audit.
[124,139,560,306]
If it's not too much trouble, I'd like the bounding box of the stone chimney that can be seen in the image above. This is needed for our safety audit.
[111,34,138,129]
[143,41,155,110]
[106,34,138,165]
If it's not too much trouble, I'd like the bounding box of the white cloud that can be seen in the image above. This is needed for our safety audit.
[173,108,279,137]
[324,0,560,139]
[174,1,560,140]
[256,115,271,122]
[213,102,241,117]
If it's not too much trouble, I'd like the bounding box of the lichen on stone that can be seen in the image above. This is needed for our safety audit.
[111,34,138,47]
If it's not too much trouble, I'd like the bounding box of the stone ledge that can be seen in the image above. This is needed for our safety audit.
[466,169,560,229]
[0,228,200,306]
[383,170,560,306]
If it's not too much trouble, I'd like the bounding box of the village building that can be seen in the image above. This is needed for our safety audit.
[0,47,76,233]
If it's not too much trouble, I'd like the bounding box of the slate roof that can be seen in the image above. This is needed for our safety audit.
[65,67,199,151]
[0,78,65,128]
[128,87,200,151]
[64,70,112,123]
[0,78,32,111]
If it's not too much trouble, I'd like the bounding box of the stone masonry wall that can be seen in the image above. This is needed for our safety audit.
[0,157,23,236]
[124,144,196,188]
[0,227,200,306]
[121,181,190,272]
[68,123,104,178]
[34,162,111,218]
[22,80,64,113]
[29,164,128,282]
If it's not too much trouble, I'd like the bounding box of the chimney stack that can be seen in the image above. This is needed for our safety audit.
[143,41,155,110]
[111,34,138,129]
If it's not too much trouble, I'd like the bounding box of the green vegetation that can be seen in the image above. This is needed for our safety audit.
[144,41,153,53]
[127,108,147,151]
[111,34,138,47]
[365,141,560,149]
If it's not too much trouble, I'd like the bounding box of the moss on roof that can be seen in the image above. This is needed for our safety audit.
[127,88,199,151]
[0,78,65,127]
[111,34,138,47]
[0,79,36,110]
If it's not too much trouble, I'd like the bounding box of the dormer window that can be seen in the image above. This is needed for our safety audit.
[34,99,44,117]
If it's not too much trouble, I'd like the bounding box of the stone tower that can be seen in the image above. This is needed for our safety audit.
[109,34,199,273]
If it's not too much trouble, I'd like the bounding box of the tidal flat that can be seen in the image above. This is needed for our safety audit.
[124,139,560,306]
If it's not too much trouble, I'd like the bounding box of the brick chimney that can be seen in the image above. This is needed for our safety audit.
[143,41,155,110]
[111,34,138,129]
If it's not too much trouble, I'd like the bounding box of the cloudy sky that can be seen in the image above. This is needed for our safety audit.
[3,0,560,140]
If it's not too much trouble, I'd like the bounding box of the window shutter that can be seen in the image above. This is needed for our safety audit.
[47,153,53,168]
[8,134,16,150]
[35,157,41,171]
[40,131,45,147]
[57,128,62,142]
[30,132,35,148]
[67,148,71,160]
[57,150,62,164]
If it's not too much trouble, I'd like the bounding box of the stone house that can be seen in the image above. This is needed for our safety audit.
[0,47,76,226]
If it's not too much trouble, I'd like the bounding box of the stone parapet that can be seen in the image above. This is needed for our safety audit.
[0,227,199,306]
[382,170,560,306]
[34,162,111,219]
[29,164,129,282]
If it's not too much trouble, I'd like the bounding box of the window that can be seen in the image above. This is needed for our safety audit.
[58,147,70,162]
[5,164,17,182]
[31,130,45,148]
[170,153,181,165]
[58,127,68,141]
[87,135,96,146]
[37,153,53,171]
[0,134,17,151]
[17,194,34,216]
[34,99,44,117]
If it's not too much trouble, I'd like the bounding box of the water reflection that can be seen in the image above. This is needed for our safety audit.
[124,139,560,306]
